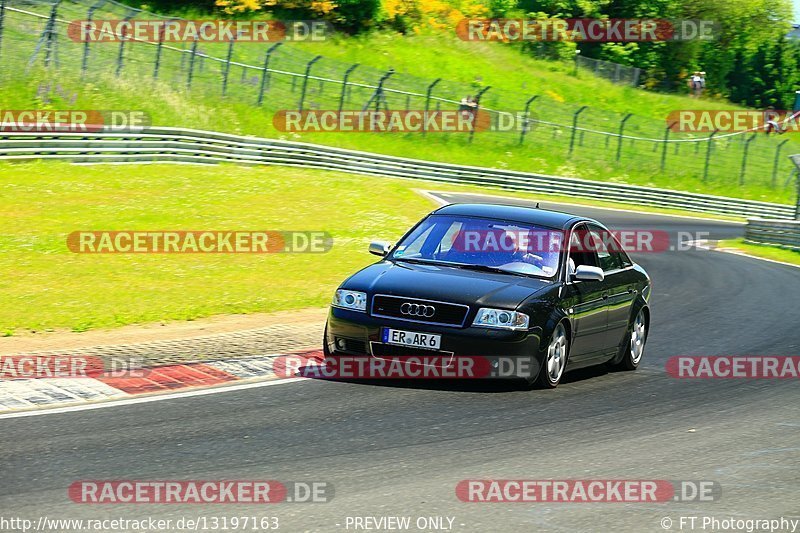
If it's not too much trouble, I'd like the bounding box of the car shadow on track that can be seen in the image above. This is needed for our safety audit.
[298,364,615,393]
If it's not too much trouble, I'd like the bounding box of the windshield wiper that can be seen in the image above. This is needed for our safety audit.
[448,263,523,275]
[391,257,448,266]
[393,257,487,269]
[393,257,534,277]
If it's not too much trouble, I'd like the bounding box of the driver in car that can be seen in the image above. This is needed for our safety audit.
[501,230,558,275]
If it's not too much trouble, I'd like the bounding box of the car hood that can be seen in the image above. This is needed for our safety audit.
[343,260,554,309]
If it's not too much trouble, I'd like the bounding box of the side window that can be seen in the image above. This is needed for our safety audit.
[568,223,599,275]
[606,232,633,268]
[588,224,622,272]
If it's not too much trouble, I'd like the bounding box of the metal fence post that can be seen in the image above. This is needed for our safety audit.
[702,130,719,182]
[661,122,675,171]
[796,170,800,220]
[257,42,282,106]
[153,25,165,79]
[115,27,127,77]
[114,9,137,77]
[519,95,539,145]
[616,113,632,161]
[631,67,640,87]
[569,106,588,155]
[186,38,198,89]
[338,63,358,113]
[0,0,5,63]
[362,69,395,112]
[739,133,757,185]
[45,2,61,68]
[29,1,63,69]
[772,139,789,188]
[469,86,491,144]
[423,78,441,136]
[222,31,238,96]
[298,55,322,111]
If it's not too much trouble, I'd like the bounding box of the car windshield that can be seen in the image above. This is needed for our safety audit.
[389,214,563,278]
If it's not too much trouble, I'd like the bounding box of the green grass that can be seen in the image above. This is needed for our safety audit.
[717,239,800,266]
[3,159,749,334]
[1,161,438,333]
[1,3,798,205]
[289,32,738,119]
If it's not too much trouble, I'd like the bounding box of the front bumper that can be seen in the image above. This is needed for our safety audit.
[325,307,544,380]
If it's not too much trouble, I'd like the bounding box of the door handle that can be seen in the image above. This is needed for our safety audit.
[627,289,636,294]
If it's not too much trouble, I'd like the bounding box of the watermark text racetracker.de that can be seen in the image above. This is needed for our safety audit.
[0,355,146,379]
[277,354,792,381]
[0,110,150,133]
[69,480,332,504]
[272,109,560,133]
[66,231,332,253]
[399,227,709,255]
[660,516,799,532]
[666,109,800,133]
[666,356,800,379]
[67,19,332,42]
[456,18,718,42]
[456,480,720,503]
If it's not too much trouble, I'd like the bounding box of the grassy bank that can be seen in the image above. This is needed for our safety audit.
[3,160,748,334]
[1,3,797,204]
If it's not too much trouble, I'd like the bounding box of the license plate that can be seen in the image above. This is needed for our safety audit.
[381,328,441,350]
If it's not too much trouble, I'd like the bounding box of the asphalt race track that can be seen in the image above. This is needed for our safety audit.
[2,193,799,532]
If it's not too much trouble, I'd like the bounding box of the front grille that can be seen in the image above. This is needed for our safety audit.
[370,342,454,358]
[370,342,453,358]
[371,295,469,327]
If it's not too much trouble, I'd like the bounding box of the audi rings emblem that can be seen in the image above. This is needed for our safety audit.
[400,302,436,318]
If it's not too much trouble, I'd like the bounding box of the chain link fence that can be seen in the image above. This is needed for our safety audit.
[575,54,640,87]
[0,0,798,203]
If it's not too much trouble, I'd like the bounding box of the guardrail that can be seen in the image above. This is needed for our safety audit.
[0,127,795,219]
[745,218,800,250]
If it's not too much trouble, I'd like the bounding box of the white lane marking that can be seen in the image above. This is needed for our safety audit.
[711,247,800,270]
[420,190,746,225]
[51,378,131,400]
[0,378,129,409]
[206,358,275,378]
[681,239,800,270]
[414,189,449,206]
[0,377,307,419]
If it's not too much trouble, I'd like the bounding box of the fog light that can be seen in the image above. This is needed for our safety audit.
[336,338,346,350]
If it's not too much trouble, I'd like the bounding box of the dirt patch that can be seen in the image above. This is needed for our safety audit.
[0,308,329,356]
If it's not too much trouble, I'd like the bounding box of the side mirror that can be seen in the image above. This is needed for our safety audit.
[573,265,605,282]
[369,240,392,257]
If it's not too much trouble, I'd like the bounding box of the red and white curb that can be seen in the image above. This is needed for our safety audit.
[0,349,322,414]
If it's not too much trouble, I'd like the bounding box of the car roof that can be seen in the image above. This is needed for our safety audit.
[431,203,588,229]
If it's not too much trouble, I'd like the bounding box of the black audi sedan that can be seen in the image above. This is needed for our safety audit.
[324,203,651,388]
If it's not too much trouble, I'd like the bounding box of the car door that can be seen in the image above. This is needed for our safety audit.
[562,223,608,364]
[587,223,637,351]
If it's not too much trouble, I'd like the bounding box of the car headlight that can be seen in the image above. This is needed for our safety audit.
[472,308,529,330]
[332,289,367,312]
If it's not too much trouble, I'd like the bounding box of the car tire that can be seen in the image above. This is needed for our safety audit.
[613,308,647,371]
[322,324,331,357]
[534,322,569,389]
